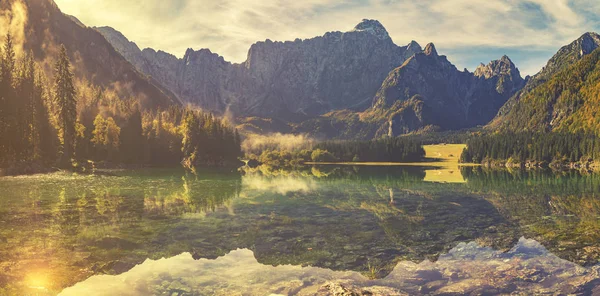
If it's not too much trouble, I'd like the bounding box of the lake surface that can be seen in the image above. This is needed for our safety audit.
[1,166,600,295]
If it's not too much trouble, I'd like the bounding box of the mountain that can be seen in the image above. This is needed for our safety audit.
[368,45,525,133]
[99,21,527,138]
[490,33,600,133]
[97,20,422,118]
[292,45,525,139]
[3,0,179,109]
[493,32,600,121]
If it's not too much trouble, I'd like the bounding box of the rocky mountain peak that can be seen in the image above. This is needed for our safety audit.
[578,32,600,56]
[182,48,227,67]
[351,19,390,40]
[406,40,422,53]
[474,55,520,79]
[534,32,600,81]
[500,55,513,63]
[424,43,438,56]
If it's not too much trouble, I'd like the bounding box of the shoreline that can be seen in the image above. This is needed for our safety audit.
[304,161,481,167]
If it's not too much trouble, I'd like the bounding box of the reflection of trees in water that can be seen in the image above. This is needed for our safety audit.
[461,167,600,266]
[240,167,513,278]
[4,167,600,292]
[462,167,600,196]
[143,172,242,215]
[0,171,243,293]
[241,166,600,274]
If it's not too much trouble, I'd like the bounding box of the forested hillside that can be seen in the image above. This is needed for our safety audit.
[460,132,600,166]
[492,33,600,133]
[0,34,241,172]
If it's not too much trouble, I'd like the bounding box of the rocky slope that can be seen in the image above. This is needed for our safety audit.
[489,33,600,133]
[293,45,525,139]
[97,20,423,118]
[7,0,179,109]
[99,20,528,138]
[493,32,600,121]
[369,44,525,133]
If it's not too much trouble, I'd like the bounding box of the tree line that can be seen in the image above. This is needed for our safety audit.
[0,34,241,170]
[250,137,425,168]
[314,137,425,162]
[460,132,600,165]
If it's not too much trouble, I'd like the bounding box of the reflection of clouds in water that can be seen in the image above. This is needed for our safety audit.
[242,175,318,195]
[60,238,600,295]
[59,249,359,296]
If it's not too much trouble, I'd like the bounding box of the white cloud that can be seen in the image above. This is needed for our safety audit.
[54,0,599,75]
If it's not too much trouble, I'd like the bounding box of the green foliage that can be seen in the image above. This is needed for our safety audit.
[0,34,58,166]
[311,149,336,162]
[461,132,600,165]
[54,45,78,167]
[181,109,242,168]
[91,115,121,161]
[314,137,425,162]
[0,35,241,170]
[248,138,425,168]
[497,47,600,134]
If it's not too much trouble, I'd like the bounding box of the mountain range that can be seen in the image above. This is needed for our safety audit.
[97,20,423,119]
[6,0,600,139]
[97,20,530,138]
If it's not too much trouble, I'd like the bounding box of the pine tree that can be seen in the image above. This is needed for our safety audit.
[0,33,16,162]
[1,33,15,85]
[15,52,36,160]
[34,69,57,162]
[53,45,77,167]
[121,107,145,164]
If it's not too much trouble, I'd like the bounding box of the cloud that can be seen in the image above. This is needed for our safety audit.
[54,0,600,75]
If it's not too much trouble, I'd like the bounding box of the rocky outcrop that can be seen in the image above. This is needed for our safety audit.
[369,45,525,133]
[97,20,422,118]
[536,32,600,82]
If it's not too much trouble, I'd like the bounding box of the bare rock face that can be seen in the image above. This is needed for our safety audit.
[536,32,600,82]
[370,45,525,133]
[97,20,421,119]
[97,19,527,138]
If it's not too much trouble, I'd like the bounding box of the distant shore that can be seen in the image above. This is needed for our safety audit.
[304,161,481,167]
[305,144,479,167]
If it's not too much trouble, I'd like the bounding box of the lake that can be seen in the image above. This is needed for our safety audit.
[1,166,600,295]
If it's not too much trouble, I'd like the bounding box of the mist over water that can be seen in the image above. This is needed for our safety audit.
[242,133,315,154]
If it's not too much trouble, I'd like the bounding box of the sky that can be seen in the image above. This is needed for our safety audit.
[53,0,600,76]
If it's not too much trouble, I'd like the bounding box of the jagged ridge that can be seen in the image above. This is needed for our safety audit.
[97,20,421,119]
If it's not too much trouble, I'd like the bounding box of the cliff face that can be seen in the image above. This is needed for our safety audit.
[369,44,524,135]
[97,20,421,118]
[97,19,527,139]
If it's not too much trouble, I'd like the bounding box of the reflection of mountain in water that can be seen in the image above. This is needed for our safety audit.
[462,168,600,266]
[61,238,600,296]
[238,167,513,277]
[3,167,600,294]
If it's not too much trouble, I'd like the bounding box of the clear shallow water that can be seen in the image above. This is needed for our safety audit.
[1,166,600,295]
